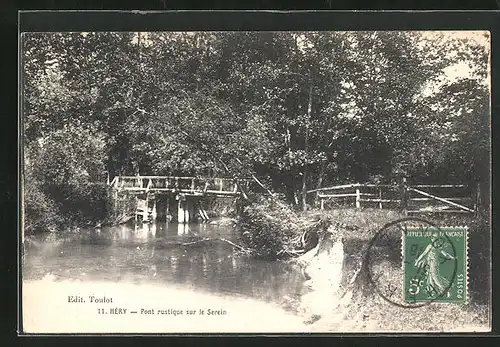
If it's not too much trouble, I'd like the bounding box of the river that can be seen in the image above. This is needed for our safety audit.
[23,220,306,302]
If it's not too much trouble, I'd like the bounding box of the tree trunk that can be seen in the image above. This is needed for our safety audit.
[285,126,300,207]
[293,190,300,206]
[313,161,327,207]
[301,171,308,211]
[314,103,335,207]
[301,77,313,211]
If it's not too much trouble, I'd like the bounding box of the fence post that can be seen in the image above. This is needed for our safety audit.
[378,187,382,209]
[355,187,361,209]
[400,177,408,216]
[320,198,324,210]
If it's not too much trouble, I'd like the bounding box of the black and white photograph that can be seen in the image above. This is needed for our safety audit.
[20,28,491,333]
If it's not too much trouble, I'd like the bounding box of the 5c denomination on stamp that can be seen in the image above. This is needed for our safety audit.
[366,217,469,308]
[403,226,468,304]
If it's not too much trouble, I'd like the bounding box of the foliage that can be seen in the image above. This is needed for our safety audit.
[24,123,109,232]
[237,197,302,260]
[21,31,491,231]
[23,171,61,233]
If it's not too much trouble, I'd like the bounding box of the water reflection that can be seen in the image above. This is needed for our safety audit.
[133,223,157,239]
[177,223,189,236]
[23,220,306,305]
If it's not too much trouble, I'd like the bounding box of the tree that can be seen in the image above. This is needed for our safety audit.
[25,123,108,230]
[22,31,491,220]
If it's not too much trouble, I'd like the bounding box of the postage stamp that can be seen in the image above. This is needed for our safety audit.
[403,226,468,304]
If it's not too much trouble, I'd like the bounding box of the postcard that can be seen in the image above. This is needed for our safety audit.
[19,13,492,334]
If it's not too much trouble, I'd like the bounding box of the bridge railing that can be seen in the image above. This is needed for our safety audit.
[109,176,247,195]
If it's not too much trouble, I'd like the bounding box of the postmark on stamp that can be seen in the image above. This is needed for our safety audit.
[366,217,469,308]
[403,226,468,304]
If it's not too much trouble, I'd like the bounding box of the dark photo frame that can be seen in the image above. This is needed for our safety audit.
[7,7,500,344]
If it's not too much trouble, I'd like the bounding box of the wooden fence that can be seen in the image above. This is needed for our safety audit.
[308,182,479,216]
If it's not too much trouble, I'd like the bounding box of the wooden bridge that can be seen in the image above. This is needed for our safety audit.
[108,175,248,223]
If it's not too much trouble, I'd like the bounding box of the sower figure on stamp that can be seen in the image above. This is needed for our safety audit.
[414,234,456,299]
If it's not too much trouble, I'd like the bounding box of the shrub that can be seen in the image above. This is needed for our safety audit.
[24,123,109,232]
[23,177,61,233]
[237,196,302,260]
[55,182,110,226]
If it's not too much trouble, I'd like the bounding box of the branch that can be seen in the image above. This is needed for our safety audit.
[234,157,274,198]
[155,237,253,253]
[139,100,269,201]
[165,127,250,201]
[178,88,237,120]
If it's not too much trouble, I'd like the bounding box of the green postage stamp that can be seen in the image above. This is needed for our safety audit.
[403,226,468,304]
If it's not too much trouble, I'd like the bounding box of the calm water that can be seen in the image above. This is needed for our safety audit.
[22,221,306,305]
